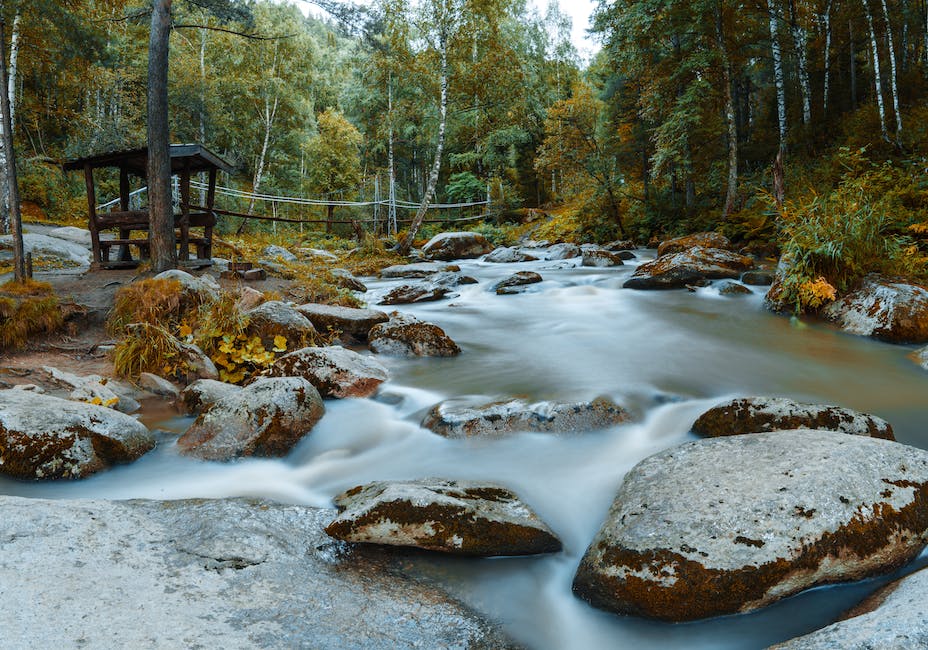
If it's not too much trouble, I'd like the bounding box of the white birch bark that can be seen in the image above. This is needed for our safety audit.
[863,0,889,139]
[789,6,813,124]
[8,12,20,133]
[823,0,833,113]
[768,0,788,152]
[880,0,902,137]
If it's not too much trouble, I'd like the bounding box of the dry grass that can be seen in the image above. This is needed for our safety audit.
[107,278,185,335]
[0,280,64,350]
[112,322,189,379]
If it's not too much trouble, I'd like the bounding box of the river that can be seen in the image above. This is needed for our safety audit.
[4,249,928,649]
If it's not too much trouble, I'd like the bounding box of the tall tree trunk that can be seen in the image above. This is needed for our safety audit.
[0,18,23,280]
[717,4,739,217]
[387,74,397,235]
[768,0,788,153]
[789,0,812,123]
[850,20,858,109]
[397,41,448,255]
[880,0,903,137]
[823,0,833,113]
[148,0,176,273]
[198,27,207,205]
[863,0,889,140]
[237,94,277,234]
[8,12,20,133]
[0,10,19,235]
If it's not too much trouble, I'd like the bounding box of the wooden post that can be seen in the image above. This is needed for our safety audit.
[179,158,191,261]
[84,163,101,268]
[118,165,132,261]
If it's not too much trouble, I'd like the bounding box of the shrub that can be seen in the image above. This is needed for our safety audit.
[0,280,63,350]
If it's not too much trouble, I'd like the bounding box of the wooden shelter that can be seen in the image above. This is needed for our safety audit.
[63,144,232,269]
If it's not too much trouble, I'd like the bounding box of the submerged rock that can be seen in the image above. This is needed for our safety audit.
[177,378,241,415]
[0,496,517,649]
[296,303,388,342]
[742,270,776,286]
[177,377,324,460]
[912,345,928,371]
[423,397,629,438]
[379,283,451,305]
[691,397,894,440]
[267,346,389,399]
[0,390,155,479]
[380,262,460,279]
[245,300,316,348]
[581,250,625,267]
[484,247,538,263]
[623,246,754,290]
[494,271,543,294]
[422,232,494,261]
[821,274,928,344]
[325,479,562,556]
[369,313,461,357]
[657,232,731,257]
[769,566,928,649]
[572,430,928,621]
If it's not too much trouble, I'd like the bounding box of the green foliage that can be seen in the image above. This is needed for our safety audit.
[446,172,484,203]
[304,109,364,197]
[465,221,514,247]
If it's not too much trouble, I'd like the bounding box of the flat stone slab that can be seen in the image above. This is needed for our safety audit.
[379,283,451,305]
[380,263,460,279]
[0,496,515,649]
[326,479,562,556]
[267,346,389,399]
[573,430,928,621]
[423,397,630,438]
[691,397,894,440]
[296,303,388,342]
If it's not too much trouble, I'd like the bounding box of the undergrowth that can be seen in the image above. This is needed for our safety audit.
[0,280,64,350]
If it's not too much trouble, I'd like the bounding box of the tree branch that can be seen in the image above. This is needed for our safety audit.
[171,24,297,40]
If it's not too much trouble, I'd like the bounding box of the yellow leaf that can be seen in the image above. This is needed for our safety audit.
[104,397,119,408]
[90,397,103,405]
[273,335,287,352]
[179,324,193,338]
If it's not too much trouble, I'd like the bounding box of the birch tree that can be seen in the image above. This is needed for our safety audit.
[788,0,812,124]
[768,0,787,152]
[862,0,889,140]
[879,0,902,137]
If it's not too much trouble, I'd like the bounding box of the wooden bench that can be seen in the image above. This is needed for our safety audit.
[93,209,216,268]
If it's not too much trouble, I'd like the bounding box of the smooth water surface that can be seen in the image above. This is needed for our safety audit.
[4,250,928,649]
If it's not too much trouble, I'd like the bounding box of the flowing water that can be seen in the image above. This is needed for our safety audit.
[4,250,928,649]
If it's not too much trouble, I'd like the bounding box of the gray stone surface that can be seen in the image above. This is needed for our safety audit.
[423,397,629,438]
[177,378,241,415]
[623,246,754,290]
[657,232,731,257]
[369,313,461,357]
[246,300,317,347]
[573,430,928,621]
[493,272,542,294]
[422,232,494,261]
[267,346,389,398]
[326,479,562,556]
[330,268,368,292]
[0,496,516,650]
[379,283,451,305]
[768,566,928,649]
[138,372,180,398]
[717,280,752,296]
[380,262,459,279]
[691,397,894,440]
[821,274,928,344]
[581,250,625,267]
[912,345,928,371]
[296,303,389,342]
[42,365,140,413]
[261,244,298,262]
[177,377,324,460]
[153,269,220,302]
[0,233,92,266]
[0,390,155,479]
[545,243,581,260]
[483,247,538,263]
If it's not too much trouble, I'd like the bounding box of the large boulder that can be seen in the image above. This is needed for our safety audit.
[296,303,389,342]
[369,313,461,357]
[245,300,316,348]
[422,232,494,261]
[623,246,754,290]
[0,390,155,479]
[380,262,460,279]
[657,232,731,257]
[267,346,389,399]
[582,250,625,268]
[325,479,562,556]
[177,378,241,415]
[821,274,928,344]
[493,271,543,295]
[379,283,451,305]
[0,496,516,649]
[546,243,581,260]
[769,566,928,649]
[0,232,91,267]
[177,377,324,460]
[483,247,538,263]
[691,397,894,440]
[572,430,928,621]
[423,397,629,438]
[153,269,220,303]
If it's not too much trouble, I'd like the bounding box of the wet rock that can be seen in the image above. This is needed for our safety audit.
[0,496,517,649]
[623,246,754,290]
[267,346,388,399]
[422,232,494,261]
[768,566,928,649]
[153,269,220,303]
[177,377,324,460]
[911,345,928,371]
[379,283,451,305]
[423,397,630,438]
[657,232,731,257]
[582,250,625,268]
[691,397,894,440]
[380,262,460,279]
[484,247,538,263]
[261,244,297,262]
[763,254,796,312]
[177,378,241,415]
[431,271,479,288]
[138,373,179,399]
[617,250,636,260]
[369,313,461,357]
[325,479,562,556]
[493,271,543,295]
[572,430,928,621]
[330,268,368,292]
[245,300,316,348]
[717,280,752,296]
[296,303,389,342]
[0,390,155,479]
[821,274,928,344]
[0,233,91,267]
[546,243,581,260]
[605,240,636,252]
[742,270,776,286]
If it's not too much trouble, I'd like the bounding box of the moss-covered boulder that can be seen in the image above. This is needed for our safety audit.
[245,301,316,349]
[379,283,451,305]
[369,313,461,357]
[581,249,625,267]
[177,377,323,460]
[177,378,241,415]
[493,271,542,294]
[423,397,629,438]
[691,397,894,440]
[573,430,928,621]
[657,232,731,257]
[422,232,494,261]
[296,303,389,342]
[483,246,538,263]
[0,390,155,479]
[325,479,562,556]
[267,346,388,398]
[821,274,928,344]
[623,247,754,290]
